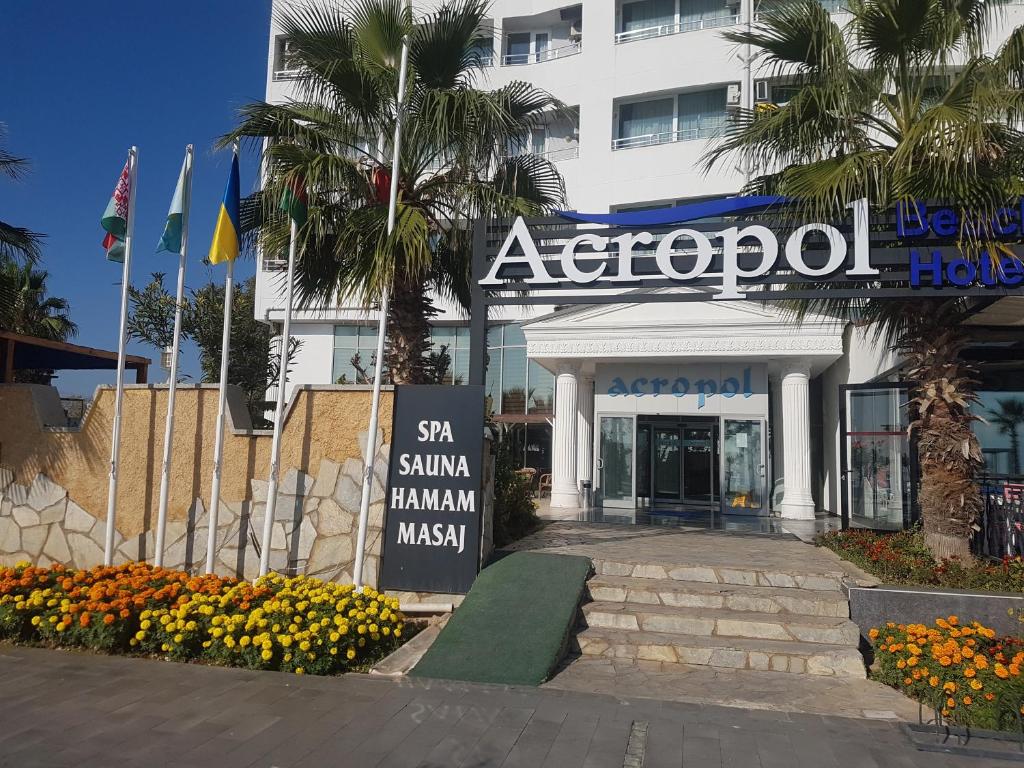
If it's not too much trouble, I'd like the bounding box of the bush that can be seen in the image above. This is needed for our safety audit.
[871,616,1024,731]
[0,561,407,675]
[817,528,1024,593]
[492,447,539,548]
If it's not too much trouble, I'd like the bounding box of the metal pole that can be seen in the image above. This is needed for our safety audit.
[154,145,193,568]
[206,255,235,574]
[259,218,298,577]
[353,34,410,591]
[103,146,138,567]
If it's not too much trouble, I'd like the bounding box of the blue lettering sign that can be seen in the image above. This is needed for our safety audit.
[910,250,1024,289]
[608,368,755,408]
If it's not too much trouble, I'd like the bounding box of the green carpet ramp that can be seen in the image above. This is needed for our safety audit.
[410,551,592,686]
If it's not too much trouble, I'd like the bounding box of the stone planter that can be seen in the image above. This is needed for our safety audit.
[847,583,1024,646]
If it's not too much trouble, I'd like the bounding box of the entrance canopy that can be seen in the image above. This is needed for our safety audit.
[0,330,150,383]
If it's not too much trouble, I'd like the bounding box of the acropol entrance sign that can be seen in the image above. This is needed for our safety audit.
[467,195,1024,385]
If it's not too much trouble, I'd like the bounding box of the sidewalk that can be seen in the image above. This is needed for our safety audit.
[0,644,1003,767]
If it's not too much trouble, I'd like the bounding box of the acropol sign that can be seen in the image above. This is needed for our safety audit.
[480,196,877,299]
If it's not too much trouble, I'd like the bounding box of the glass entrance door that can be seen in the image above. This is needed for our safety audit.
[722,419,766,514]
[653,427,682,498]
[682,425,716,504]
[597,415,635,509]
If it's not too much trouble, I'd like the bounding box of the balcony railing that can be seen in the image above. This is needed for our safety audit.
[502,40,582,66]
[615,14,738,44]
[537,146,579,162]
[611,124,724,150]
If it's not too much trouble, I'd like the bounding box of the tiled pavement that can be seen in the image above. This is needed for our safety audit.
[0,644,1003,767]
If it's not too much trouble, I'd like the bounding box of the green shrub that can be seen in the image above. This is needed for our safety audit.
[817,528,1024,592]
[492,446,539,548]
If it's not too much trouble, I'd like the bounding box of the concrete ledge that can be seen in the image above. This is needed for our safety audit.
[848,584,1024,643]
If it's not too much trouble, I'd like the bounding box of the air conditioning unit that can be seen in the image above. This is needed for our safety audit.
[726,83,742,109]
[754,79,770,102]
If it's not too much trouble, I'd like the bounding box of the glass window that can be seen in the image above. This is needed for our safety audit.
[469,36,494,66]
[618,98,674,141]
[527,361,554,415]
[678,88,727,140]
[975,392,1024,477]
[427,325,470,385]
[501,346,528,415]
[845,388,911,531]
[333,325,385,384]
[622,0,676,33]
[680,0,736,28]
[506,32,531,64]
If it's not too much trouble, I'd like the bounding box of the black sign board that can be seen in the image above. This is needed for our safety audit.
[379,384,486,594]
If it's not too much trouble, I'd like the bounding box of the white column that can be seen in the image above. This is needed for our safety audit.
[779,361,816,520]
[550,364,579,508]
[576,373,594,493]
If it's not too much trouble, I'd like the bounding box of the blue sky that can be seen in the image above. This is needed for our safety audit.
[1,1,272,396]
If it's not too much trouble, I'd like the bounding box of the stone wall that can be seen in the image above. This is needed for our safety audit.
[0,384,394,587]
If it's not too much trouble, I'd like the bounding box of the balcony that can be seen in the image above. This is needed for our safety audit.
[614,14,738,44]
[502,40,582,66]
[537,146,579,162]
[612,126,725,150]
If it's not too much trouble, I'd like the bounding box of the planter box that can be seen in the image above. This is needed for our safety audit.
[847,584,1024,645]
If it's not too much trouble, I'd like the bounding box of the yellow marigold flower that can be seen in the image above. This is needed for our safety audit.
[261,649,273,661]
[996,664,1010,679]
[299,640,311,652]
[943,682,956,693]
[346,648,356,660]
[240,636,251,647]
[906,656,918,667]
[30,615,41,627]
[295,668,304,675]
[896,660,906,669]
[976,656,989,670]
[970,679,983,691]
[281,636,292,648]
[174,634,184,644]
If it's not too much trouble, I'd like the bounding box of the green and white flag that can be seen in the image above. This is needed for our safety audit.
[157,156,188,254]
[101,160,131,262]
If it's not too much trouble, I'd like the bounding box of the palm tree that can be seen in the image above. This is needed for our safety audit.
[705,0,1024,559]
[0,129,43,264]
[225,0,565,384]
[988,397,1024,475]
[0,259,77,342]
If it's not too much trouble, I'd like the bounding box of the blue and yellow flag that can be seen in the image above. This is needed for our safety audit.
[208,150,240,265]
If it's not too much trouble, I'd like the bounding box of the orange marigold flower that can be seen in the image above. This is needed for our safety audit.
[996,664,1010,679]
[946,698,956,709]
[964,668,976,678]
[985,693,995,701]
[929,676,939,687]
[79,612,90,627]
[963,696,972,706]
[869,628,880,640]
[103,613,115,625]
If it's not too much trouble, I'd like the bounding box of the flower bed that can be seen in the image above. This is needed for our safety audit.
[817,528,1024,593]
[0,561,407,675]
[871,616,1024,731]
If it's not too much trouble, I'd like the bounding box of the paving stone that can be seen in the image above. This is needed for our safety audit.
[64,501,96,533]
[668,566,719,583]
[12,506,40,528]
[67,532,104,568]
[333,471,361,514]
[0,517,20,553]
[21,524,48,556]
[0,467,13,494]
[306,534,353,577]
[279,468,312,497]
[42,525,71,564]
[311,458,341,498]
[26,474,67,512]
[37,499,67,525]
[718,568,759,586]
[0,498,11,518]
[314,498,353,536]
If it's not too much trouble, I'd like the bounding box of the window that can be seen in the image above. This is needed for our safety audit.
[622,0,675,34]
[485,324,555,416]
[333,326,385,384]
[679,0,737,29]
[618,98,674,144]
[469,36,494,66]
[677,88,727,140]
[273,36,299,78]
[428,326,470,385]
[505,33,532,65]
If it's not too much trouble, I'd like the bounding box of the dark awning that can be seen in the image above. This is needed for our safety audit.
[0,330,149,383]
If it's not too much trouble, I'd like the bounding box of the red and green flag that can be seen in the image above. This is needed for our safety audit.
[279,174,307,228]
[101,160,131,262]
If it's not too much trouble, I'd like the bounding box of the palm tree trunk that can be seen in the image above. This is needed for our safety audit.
[906,329,982,562]
[384,276,435,385]
[1012,428,1021,476]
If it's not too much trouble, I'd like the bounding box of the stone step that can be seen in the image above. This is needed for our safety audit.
[581,601,860,646]
[591,556,849,592]
[573,626,866,678]
[587,575,850,619]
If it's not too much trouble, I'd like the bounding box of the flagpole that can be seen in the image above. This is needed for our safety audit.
[103,146,138,567]
[353,34,410,591]
[154,145,193,568]
[206,142,239,575]
[258,218,298,577]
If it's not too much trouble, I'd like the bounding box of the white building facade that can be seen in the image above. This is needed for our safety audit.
[259,0,1024,526]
